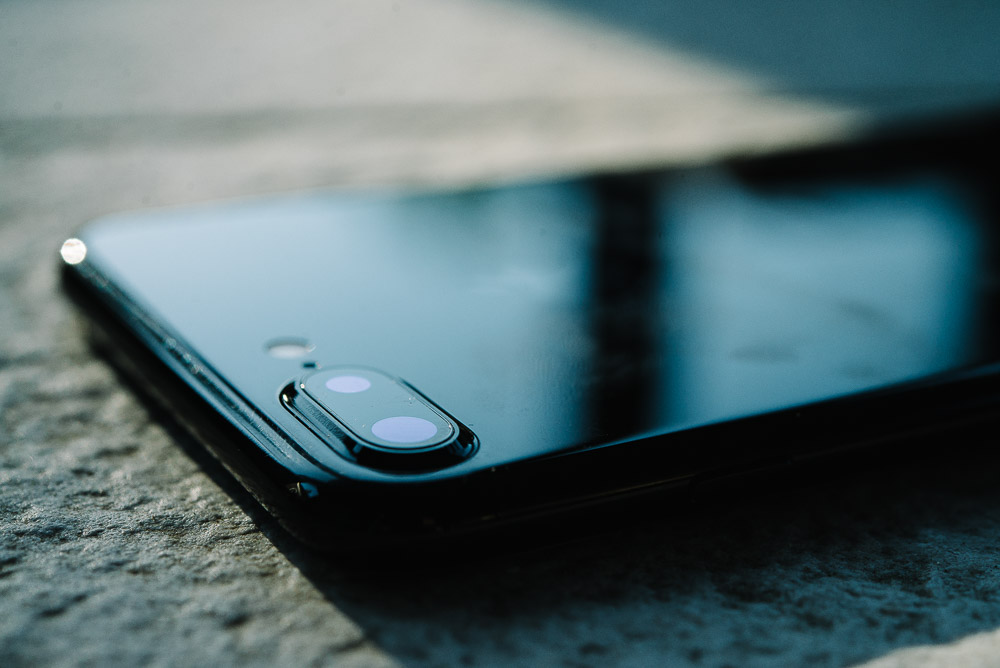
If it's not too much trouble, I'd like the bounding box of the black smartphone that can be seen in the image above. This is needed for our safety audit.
[61,125,1000,552]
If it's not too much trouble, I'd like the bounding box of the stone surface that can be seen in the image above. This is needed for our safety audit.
[4,2,1000,666]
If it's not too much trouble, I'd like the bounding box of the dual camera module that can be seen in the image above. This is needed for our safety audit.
[280,364,477,471]
[307,368,453,450]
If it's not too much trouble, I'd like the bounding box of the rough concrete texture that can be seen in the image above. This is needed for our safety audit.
[4,2,1000,666]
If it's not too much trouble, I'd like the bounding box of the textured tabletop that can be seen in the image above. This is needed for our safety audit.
[4,2,1000,666]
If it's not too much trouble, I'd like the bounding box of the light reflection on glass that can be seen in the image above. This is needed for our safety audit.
[60,238,87,265]
[660,170,979,426]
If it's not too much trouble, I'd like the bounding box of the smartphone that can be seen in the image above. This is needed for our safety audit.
[61,124,1000,552]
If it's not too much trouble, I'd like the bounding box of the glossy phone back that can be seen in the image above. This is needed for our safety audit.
[62,134,1000,549]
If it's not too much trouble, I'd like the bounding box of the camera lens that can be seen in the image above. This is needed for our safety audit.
[371,416,438,445]
[283,366,479,470]
[290,366,475,467]
[325,375,371,393]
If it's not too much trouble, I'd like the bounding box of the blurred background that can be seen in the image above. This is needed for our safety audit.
[5,1,1000,201]
[3,2,1000,666]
